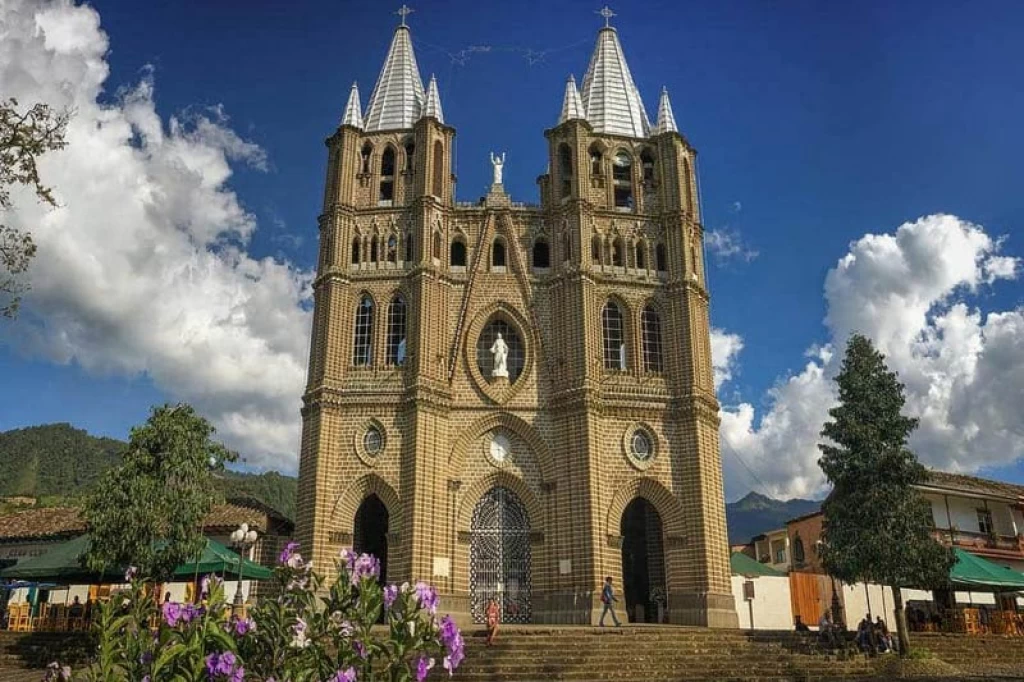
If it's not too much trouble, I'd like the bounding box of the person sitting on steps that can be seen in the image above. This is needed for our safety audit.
[599,576,622,627]
[485,597,500,646]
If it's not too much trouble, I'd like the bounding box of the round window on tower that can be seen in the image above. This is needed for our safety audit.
[623,424,657,470]
[363,426,383,456]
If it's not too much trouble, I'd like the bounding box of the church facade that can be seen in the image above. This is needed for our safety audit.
[296,9,738,628]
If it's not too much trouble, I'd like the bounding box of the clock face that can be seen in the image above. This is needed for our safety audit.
[489,433,511,463]
[630,431,653,462]
[363,426,383,455]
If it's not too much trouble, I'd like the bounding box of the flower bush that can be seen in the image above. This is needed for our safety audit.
[54,544,463,681]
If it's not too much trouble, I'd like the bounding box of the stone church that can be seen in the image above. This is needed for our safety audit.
[296,7,738,628]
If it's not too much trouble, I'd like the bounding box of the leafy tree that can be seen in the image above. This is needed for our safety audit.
[0,98,70,318]
[84,404,236,580]
[818,334,953,655]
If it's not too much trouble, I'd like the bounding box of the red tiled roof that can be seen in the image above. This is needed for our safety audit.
[921,471,1024,500]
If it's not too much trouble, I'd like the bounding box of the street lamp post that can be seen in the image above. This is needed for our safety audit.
[230,523,258,616]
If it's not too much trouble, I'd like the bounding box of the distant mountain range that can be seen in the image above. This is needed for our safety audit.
[0,423,815,542]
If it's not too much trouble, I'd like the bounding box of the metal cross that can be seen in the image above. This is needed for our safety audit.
[597,5,616,27]
[396,4,414,27]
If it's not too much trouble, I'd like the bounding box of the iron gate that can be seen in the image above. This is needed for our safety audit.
[470,486,532,624]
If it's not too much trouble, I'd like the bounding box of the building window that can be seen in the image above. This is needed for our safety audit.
[363,425,384,456]
[360,142,372,174]
[351,237,361,265]
[450,238,467,267]
[386,235,397,263]
[611,237,624,266]
[432,231,442,261]
[405,232,414,261]
[602,301,626,371]
[353,294,374,366]
[589,145,602,175]
[404,139,415,171]
[641,306,663,373]
[793,535,805,565]
[369,235,379,263]
[640,148,656,187]
[379,146,395,204]
[386,294,406,366]
[635,240,646,270]
[591,235,602,264]
[774,544,786,565]
[432,140,444,198]
[612,151,633,210]
[532,239,550,269]
[630,429,653,462]
[492,239,506,268]
[476,317,525,383]
[558,143,573,199]
[656,242,667,272]
[978,509,995,535]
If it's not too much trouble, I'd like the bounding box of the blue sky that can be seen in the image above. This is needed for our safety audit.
[1,0,1022,498]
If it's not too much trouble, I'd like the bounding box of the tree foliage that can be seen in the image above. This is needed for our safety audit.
[83,404,236,580]
[0,97,70,318]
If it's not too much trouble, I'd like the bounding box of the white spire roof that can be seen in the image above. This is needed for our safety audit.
[579,27,650,138]
[422,74,444,124]
[559,75,585,124]
[654,87,678,134]
[341,82,364,129]
[364,25,425,132]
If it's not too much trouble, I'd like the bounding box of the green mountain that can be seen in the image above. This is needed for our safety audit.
[724,492,820,545]
[0,423,297,520]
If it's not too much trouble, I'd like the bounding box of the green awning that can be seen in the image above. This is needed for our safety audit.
[1,535,271,582]
[731,552,786,577]
[950,548,1024,590]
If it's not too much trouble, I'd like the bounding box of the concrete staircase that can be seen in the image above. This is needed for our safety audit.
[0,631,93,669]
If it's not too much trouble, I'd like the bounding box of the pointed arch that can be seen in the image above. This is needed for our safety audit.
[351,236,361,265]
[369,234,379,263]
[557,142,573,199]
[353,292,375,366]
[635,238,647,270]
[640,147,656,186]
[404,231,415,262]
[491,237,506,268]
[360,142,373,175]
[532,237,550,269]
[612,149,634,210]
[450,236,467,267]
[456,471,544,535]
[612,236,624,267]
[379,146,396,204]
[386,293,407,366]
[331,473,403,537]
[403,137,415,172]
[602,299,627,370]
[655,242,667,272]
[386,233,398,263]
[605,477,686,539]
[448,412,556,484]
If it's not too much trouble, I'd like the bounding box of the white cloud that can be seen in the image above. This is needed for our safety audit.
[706,228,758,264]
[710,328,743,389]
[0,0,312,470]
[719,214,1022,499]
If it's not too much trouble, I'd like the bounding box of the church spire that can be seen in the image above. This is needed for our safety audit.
[578,20,650,138]
[653,87,678,135]
[341,82,364,129]
[558,75,585,124]
[363,20,425,132]
[421,74,444,124]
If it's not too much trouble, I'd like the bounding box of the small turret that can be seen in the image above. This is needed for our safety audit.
[340,82,364,129]
[421,74,444,124]
[653,87,678,135]
[559,75,586,124]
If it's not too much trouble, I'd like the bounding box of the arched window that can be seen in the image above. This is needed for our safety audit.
[641,305,663,373]
[793,535,806,566]
[612,237,624,267]
[386,294,407,366]
[450,238,467,267]
[558,143,573,199]
[360,142,372,174]
[532,239,550,269]
[612,151,633,210]
[353,294,374,366]
[404,232,414,262]
[386,234,397,263]
[602,301,626,370]
[682,157,693,213]
[432,231,442,261]
[635,240,646,270]
[656,242,667,272]
[404,139,415,172]
[370,235,379,263]
[432,140,445,198]
[351,237,361,265]
[591,234,602,264]
[492,239,506,268]
[379,147,395,204]
[589,144,603,175]
[640,148,656,186]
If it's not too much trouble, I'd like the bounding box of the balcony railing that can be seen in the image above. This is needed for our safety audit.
[932,528,1024,553]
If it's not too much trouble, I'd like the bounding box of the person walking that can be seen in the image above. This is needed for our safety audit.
[599,576,622,627]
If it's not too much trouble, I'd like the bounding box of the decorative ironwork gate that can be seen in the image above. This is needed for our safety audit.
[470,486,532,624]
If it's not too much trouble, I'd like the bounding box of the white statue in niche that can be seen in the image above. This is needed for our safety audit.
[490,151,506,185]
[490,332,509,378]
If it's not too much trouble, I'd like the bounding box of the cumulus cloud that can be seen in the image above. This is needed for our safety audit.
[0,0,312,469]
[706,228,758,264]
[710,328,744,389]
[720,214,1022,499]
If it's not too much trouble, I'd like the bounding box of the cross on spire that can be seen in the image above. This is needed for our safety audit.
[597,5,616,28]
[396,4,414,27]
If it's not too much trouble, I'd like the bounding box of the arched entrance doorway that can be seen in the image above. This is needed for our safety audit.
[620,497,666,623]
[353,494,389,584]
[470,486,531,624]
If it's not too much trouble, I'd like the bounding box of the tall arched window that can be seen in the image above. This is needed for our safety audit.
[386,234,397,263]
[379,147,395,204]
[386,294,407,366]
[602,301,626,371]
[612,237,624,266]
[656,242,667,272]
[370,235,379,263]
[589,144,603,175]
[432,231,442,261]
[793,535,806,566]
[613,151,633,209]
[404,232,414,262]
[641,305,663,373]
[432,140,445,198]
[492,239,506,268]
[351,237,361,265]
[640,148,656,186]
[532,238,550,269]
[558,143,573,199]
[450,238,467,267]
[353,295,374,366]
[635,240,646,270]
[360,142,372,175]
[403,138,415,172]
[591,234,602,264]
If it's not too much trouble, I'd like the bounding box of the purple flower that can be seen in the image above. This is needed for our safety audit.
[349,553,380,586]
[43,662,72,682]
[439,615,464,675]
[161,601,183,627]
[333,668,357,682]
[232,617,254,636]
[124,566,138,582]
[416,656,435,682]
[413,581,438,615]
[339,547,357,573]
[353,639,368,659]
[205,652,243,681]
[279,541,300,565]
[383,584,398,609]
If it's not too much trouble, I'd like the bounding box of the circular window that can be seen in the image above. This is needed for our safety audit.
[488,431,512,465]
[363,426,383,456]
[476,318,525,383]
[631,431,653,462]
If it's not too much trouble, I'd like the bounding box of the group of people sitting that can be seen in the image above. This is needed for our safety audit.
[792,609,894,654]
